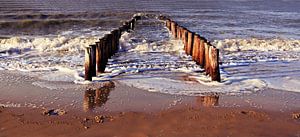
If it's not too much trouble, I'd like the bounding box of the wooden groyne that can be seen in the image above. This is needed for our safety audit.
[85,14,220,82]
[85,15,140,81]
[165,18,221,82]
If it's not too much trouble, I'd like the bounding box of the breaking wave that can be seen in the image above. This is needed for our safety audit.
[0,12,134,35]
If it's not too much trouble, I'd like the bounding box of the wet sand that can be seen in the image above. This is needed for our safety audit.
[0,70,300,137]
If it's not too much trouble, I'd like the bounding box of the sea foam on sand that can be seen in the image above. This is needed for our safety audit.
[118,74,266,96]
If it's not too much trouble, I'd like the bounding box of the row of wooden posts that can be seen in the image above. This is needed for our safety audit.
[165,19,221,82]
[85,15,141,81]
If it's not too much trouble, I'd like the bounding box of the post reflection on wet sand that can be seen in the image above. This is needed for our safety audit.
[83,82,114,112]
[196,95,219,107]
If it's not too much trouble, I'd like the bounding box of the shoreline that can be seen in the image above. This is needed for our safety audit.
[0,70,300,136]
[1,70,300,113]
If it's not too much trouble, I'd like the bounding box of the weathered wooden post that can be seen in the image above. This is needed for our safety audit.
[180,27,184,40]
[114,29,120,52]
[101,36,109,67]
[96,41,101,73]
[181,27,186,40]
[166,19,171,30]
[96,41,105,73]
[198,38,205,67]
[123,22,130,32]
[111,30,117,55]
[133,15,141,20]
[117,27,122,39]
[90,45,97,77]
[85,47,92,81]
[130,19,135,30]
[204,43,211,75]
[171,21,177,38]
[209,46,221,82]
[183,28,189,52]
[177,25,181,39]
[105,34,113,58]
[192,34,200,63]
[187,31,194,55]
[119,25,125,33]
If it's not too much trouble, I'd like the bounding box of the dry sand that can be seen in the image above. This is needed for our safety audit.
[0,71,300,137]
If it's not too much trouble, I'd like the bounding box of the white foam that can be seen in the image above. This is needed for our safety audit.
[265,76,300,93]
[214,38,300,52]
[32,81,80,90]
[222,61,300,93]
[213,38,300,64]
[38,66,78,82]
[119,75,266,96]
[0,31,105,86]
[0,36,98,53]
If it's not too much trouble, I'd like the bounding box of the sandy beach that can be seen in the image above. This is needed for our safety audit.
[0,71,300,137]
[1,0,300,136]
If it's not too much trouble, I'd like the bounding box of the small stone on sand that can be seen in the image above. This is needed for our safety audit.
[292,113,300,119]
[56,109,66,116]
[95,115,105,123]
[42,109,67,116]
[83,118,89,122]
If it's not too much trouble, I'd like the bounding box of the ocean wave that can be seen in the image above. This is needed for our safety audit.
[0,19,120,35]
[212,38,300,63]
[0,36,99,53]
[0,12,134,35]
[213,38,300,52]
[0,12,132,20]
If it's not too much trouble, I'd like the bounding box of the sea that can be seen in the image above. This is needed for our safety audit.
[0,0,299,96]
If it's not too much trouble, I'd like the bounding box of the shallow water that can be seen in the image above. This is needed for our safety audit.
[0,0,299,95]
[1,71,300,113]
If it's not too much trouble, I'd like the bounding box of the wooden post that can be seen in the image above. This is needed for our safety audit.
[204,43,211,75]
[183,28,188,53]
[209,46,221,82]
[192,34,200,63]
[171,21,177,38]
[100,36,108,67]
[96,41,101,73]
[85,47,92,81]
[105,34,113,58]
[187,31,194,55]
[177,25,182,39]
[166,19,171,30]
[111,30,118,55]
[117,28,122,39]
[123,22,130,32]
[119,25,125,34]
[114,29,120,52]
[96,41,106,73]
[90,45,96,77]
[133,15,141,20]
[198,39,205,67]
[130,19,135,30]
[181,27,186,40]
[179,27,183,40]
[110,32,115,56]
